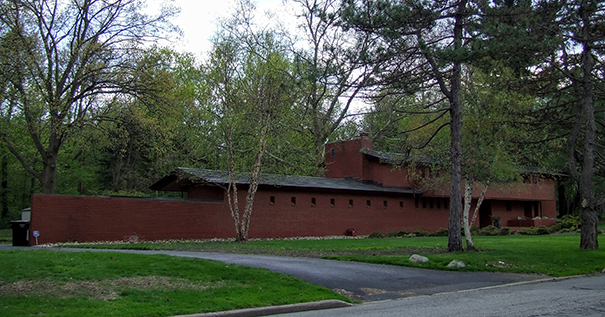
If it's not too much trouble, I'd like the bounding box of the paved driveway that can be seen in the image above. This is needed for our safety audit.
[21,246,543,301]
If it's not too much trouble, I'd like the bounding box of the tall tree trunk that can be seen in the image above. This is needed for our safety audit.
[41,151,58,195]
[578,7,598,250]
[41,129,64,195]
[463,174,476,251]
[447,0,467,252]
[1,152,8,219]
[574,2,598,250]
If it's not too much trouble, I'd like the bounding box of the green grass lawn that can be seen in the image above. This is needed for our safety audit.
[6,234,604,316]
[0,250,349,317]
[325,235,605,277]
[71,234,605,277]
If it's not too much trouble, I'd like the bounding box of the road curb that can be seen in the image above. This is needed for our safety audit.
[172,300,352,317]
[431,275,582,297]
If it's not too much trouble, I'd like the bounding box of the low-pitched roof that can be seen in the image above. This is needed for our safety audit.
[362,149,436,165]
[150,167,417,195]
[363,149,567,178]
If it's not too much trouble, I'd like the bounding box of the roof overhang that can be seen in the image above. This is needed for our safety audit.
[149,167,418,195]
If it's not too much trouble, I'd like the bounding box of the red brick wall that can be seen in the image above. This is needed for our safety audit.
[325,137,373,180]
[369,163,415,188]
[483,179,556,201]
[30,190,456,245]
[30,195,234,245]
[325,138,558,204]
[30,189,557,245]
[248,189,450,237]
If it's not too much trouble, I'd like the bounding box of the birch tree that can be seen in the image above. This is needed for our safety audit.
[203,27,294,241]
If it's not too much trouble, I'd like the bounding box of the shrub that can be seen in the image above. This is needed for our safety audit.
[519,227,538,235]
[368,231,385,239]
[431,228,448,237]
[477,225,499,236]
[558,215,581,229]
[536,226,551,235]
[549,222,563,233]
[499,227,511,236]
[412,230,430,237]
[383,231,410,238]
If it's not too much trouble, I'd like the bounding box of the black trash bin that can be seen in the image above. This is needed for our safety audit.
[9,220,30,247]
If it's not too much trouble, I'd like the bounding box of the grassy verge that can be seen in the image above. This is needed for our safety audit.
[325,235,605,277]
[67,234,605,277]
[0,229,11,243]
[67,236,446,257]
[0,250,349,317]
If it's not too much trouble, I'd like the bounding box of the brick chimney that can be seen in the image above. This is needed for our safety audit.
[324,133,373,180]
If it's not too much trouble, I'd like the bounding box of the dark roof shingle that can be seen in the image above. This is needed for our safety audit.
[150,167,416,195]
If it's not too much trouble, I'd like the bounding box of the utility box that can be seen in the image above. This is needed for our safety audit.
[21,208,31,221]
[9,220,30,247]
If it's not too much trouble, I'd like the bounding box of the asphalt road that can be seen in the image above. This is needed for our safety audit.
[280,274,605,317]
[14,246,542,301]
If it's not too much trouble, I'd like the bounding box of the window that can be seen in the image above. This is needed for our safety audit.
[330,198,335,207]
[366,200,371,207]
[444,198,449,209]
[422,198,427,209]
[270,196,275,205]
[436,198,441,209]
[429,198,434,209]
[291,197,296,205]
[383,200,388,208]
[399,201,404,209]
[311,197,316,206]
[415,196,419,208]
[506,201,512,212]
[349,199,354,207]
[534,201,541,217]
[330,148,335,158]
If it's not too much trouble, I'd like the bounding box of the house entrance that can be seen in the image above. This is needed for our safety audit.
[479,201,492,228]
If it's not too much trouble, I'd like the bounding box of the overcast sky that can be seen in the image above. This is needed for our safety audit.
[157,0,370,114]
[168,0,289,57]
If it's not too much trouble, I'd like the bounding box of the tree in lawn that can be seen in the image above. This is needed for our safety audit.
[362,67,530,250]
[539,0,604,249]
[340,0,473,251]
[202,27,294,242]
[482,0,605,249]
[459,67,534,250]
[561,1,605,250]
[0,0,178,194]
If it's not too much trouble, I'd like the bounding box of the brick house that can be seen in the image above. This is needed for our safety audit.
[28,135,559,245]
[321,135,559,229]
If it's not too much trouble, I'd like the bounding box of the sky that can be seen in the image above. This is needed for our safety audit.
[155,0,370,114]
[166,0,289,57]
